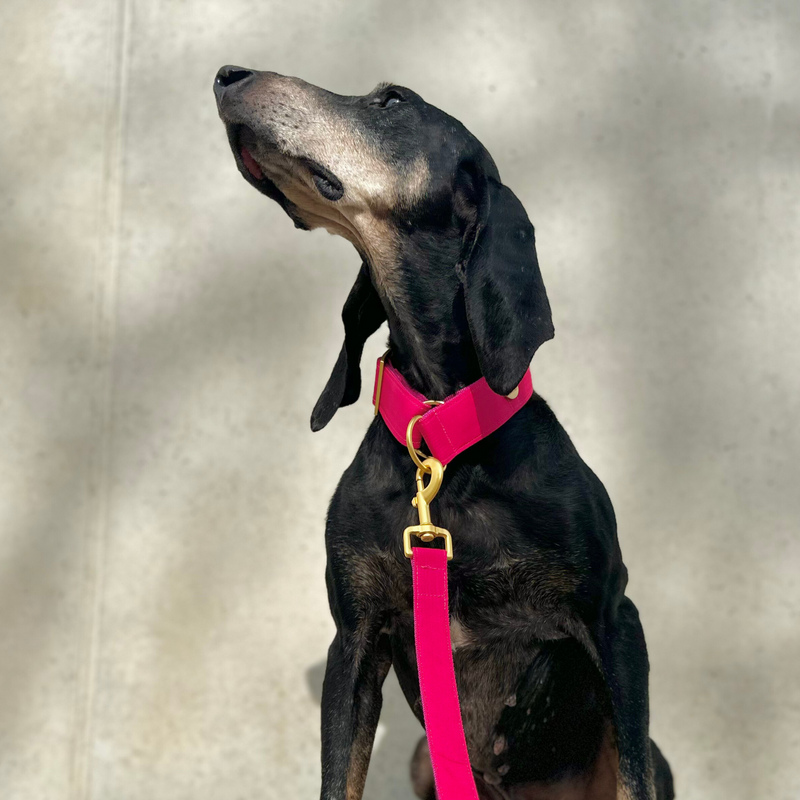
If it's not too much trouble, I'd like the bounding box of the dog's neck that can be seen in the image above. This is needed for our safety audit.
[370,248,482,401]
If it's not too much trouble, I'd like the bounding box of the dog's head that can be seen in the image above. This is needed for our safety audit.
[215,67,553,429]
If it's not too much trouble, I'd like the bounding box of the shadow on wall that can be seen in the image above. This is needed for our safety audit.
[307,660,422,800]
[4,2,800,798]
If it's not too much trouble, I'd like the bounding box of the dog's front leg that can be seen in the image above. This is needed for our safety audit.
[320,615,392,800]
[597,595,661,800]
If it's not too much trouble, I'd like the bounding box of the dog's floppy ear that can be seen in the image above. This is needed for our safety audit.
[311,262,387,431]
[457,171,554,396]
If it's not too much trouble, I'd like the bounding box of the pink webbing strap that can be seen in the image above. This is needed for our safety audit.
[373,358,533,465]
[412,546,479,800]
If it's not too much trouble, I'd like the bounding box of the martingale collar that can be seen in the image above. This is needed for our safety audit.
[372,352,533,465]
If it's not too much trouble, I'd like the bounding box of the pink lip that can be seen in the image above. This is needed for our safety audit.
[240,145,264,180]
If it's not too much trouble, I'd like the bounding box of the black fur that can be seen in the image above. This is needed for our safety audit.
[215,67,674,800]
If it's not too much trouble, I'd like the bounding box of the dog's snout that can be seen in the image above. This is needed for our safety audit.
[214,65,254,99]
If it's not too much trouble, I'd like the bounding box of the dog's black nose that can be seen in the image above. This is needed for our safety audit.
[214,65,254,99]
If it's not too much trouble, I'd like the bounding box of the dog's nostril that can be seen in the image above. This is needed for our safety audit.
[217,69,252,87]
[215,66,254,89]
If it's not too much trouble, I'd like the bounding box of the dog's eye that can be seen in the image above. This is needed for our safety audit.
[304,160,344,201]
[312,172,344,201]
[379,90,404,108]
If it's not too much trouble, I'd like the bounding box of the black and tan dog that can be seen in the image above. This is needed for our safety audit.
[213,66,674,800]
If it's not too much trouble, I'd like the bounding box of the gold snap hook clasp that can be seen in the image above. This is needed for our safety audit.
[414,456,444,507]
[403,456,453,560]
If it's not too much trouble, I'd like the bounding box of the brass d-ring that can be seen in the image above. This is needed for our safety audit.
[406,415,429,471]
[406,401,444,471]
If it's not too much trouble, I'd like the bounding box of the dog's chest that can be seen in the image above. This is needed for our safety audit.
[447,560,575,646]
[384,559,590,779]
[373,552,576,647]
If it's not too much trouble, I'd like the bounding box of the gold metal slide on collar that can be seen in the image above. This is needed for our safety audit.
[373,349,390,416]
[403,456,453,560]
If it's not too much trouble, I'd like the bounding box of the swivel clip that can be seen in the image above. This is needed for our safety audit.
[403,456,453,560]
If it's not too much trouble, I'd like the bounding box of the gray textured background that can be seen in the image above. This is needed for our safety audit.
[2,1,799,798]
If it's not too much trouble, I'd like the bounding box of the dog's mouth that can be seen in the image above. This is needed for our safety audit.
[240,141,264,180]
[226,124,312,229]
[227,124,280,194]
[225,123,344,227]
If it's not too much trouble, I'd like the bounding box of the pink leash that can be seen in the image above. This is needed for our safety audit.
[412,546,480,799]
[373,354,533,799]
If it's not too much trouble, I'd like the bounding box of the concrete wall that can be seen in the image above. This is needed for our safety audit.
[2,1,799,798]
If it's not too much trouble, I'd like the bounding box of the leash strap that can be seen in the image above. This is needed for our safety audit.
[373,357,533,465]
[412,546,479,800]
[383,357,533,797]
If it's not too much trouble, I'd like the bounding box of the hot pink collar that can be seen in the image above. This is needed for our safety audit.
[372,354,533,465]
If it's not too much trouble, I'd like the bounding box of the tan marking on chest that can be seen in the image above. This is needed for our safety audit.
[450,617,472,651]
